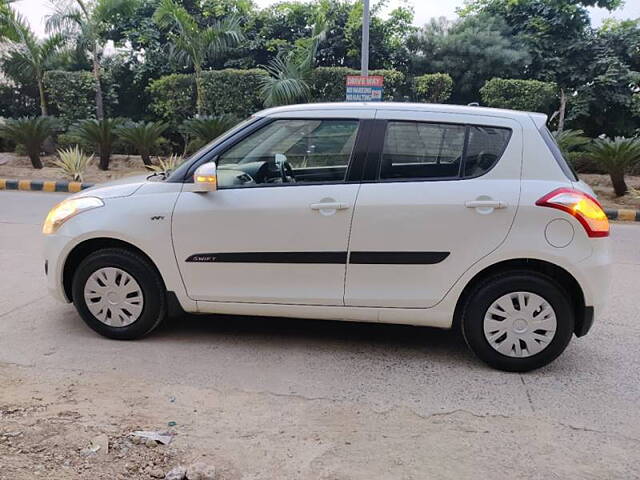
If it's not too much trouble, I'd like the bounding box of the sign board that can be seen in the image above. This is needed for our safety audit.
[345,75,384,102]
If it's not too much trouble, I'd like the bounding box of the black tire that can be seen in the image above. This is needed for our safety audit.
[72,248,166,340]
[461,270,574,372]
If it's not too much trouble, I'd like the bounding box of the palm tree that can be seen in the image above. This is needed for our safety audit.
[259,18,326,107]
[69,118,121,170]
[0,117,57,168]
[116,120,168,166]
[552,129,590,160]
[46,0,137,120]
[2,10,64,116]
[153,0,243,116]
[585,137,640,197]
[180,115,237,153]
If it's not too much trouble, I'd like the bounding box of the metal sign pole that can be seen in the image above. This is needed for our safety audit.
[361,0,370,77]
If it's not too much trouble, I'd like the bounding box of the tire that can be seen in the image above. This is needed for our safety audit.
[461,270,574,372]
[71,248,166,340]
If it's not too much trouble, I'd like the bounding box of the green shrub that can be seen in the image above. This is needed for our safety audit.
[480,78,558,113]
[44,71,118,126]
[414,73,453,103]
[0,116,57,169]
[116,121,168,166]
[148,69,267,125]
[52,146,93,181]
[309,67,406,102]
[180,115,238,153]
[585,137,640,196]
[201,69,267,117]
[147,74,195,126]
[68,118,122,170]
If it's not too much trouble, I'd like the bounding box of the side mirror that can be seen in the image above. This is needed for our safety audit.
[192,162,217,193]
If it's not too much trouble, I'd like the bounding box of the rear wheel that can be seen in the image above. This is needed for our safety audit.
[461,271,574,372]
[72,248,166,339]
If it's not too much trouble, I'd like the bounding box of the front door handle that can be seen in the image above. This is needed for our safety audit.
[465,200,507,209]
[310,202,350,211]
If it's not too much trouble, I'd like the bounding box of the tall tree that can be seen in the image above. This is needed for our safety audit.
[2,10,64,116]
[46,0,138,120]
[153,0,243,116]
[461,0,623,129]
[407,14,531,104]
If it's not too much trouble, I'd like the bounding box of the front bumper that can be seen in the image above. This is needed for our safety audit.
[44,233,73,303]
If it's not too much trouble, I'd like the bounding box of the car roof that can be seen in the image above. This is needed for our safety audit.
[257,102,547,126]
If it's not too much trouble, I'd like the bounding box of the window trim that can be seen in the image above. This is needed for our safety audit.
[177,117,371,188]
[369,119,513,183]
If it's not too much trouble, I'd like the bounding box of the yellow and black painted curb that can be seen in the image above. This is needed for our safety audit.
[605,208,640,222]
[0,178,93,193]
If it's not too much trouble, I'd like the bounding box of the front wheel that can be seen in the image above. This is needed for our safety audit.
[461,271,574,372]
[72,248,166,340]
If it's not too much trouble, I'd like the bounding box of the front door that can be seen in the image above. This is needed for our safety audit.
[172,116,368,306]
[345,110,522,308]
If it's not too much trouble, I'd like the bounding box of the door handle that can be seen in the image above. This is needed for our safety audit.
[465,200,507,209]
[310,202,350,211]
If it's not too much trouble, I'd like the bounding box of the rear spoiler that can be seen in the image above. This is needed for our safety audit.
[529,113,548,129]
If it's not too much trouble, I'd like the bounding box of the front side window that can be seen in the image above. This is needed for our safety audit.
[217,119,359,187]
[379,121,511,181]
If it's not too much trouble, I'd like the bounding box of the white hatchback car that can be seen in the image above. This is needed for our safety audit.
[43,103,611,371]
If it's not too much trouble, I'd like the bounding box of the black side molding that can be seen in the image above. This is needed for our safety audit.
[186,252,348,264]
[186,251,450,265]
[349,251,449,265]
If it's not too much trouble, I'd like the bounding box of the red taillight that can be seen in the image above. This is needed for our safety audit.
[536,188,609,238]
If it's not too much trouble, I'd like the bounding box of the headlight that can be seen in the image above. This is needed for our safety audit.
[42,197,104,235]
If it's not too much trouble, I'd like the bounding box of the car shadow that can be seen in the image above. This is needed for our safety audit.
[154,311,473,366]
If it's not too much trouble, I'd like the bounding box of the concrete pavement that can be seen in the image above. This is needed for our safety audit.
[1,190,639,479]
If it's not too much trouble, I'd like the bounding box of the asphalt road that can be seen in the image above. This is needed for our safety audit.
[1,190,639,479]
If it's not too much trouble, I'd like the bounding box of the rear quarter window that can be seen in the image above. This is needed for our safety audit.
[539,126,578,181]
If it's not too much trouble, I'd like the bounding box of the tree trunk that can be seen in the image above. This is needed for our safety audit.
[37,78,48,117]
[28,150,43,169]
[610,170,628,197]
[99,147,110,171]
[194,66,205,117]
[93,51,104,121]
[557,89,567,132]
[141,150,152,166]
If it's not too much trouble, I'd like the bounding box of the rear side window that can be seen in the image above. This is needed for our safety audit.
[380,121,511,181]
[539,126,578,181]
[381,122,466,179]
[463,126,512,178]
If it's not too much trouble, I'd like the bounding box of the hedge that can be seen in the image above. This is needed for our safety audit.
[148,69,267,124]
[201,69,267,118]
[480,78,558,113]
[310,67,406,102]
[414,73,453,103]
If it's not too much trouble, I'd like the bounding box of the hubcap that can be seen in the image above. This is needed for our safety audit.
[83,267,144,327]
[483,291,557,358]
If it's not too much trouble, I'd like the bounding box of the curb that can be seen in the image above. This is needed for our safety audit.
[0,178,94,193]
[604,208,640,222]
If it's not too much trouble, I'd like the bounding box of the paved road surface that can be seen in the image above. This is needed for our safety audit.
[1,190,639,479]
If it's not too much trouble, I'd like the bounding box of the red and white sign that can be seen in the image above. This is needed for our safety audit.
[345,75,384,101]
[346,75,384,87]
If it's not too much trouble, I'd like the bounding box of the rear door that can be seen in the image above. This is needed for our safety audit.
[345,110,522,308]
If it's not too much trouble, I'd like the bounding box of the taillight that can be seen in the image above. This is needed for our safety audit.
[536,188,609,238]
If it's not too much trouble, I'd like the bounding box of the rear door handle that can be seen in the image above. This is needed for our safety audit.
[465,200,507,209]
[310,202,350,211]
